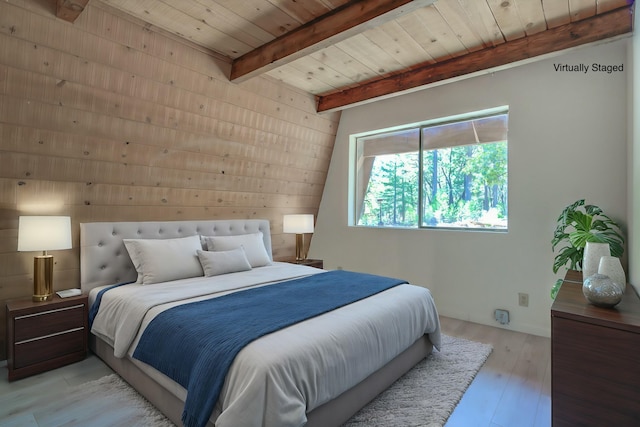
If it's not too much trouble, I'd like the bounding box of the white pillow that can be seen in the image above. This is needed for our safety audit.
[197,248,252,277]
[123,235,204,285]
[203,232,271,268]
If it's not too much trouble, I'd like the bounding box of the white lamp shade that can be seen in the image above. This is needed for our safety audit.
[18,216,72,252]
[283,214,314,234]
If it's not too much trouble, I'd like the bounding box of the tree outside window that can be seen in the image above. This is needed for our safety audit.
[354,109,508,231]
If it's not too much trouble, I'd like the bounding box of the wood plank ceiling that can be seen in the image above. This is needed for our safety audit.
[62,0,634,112]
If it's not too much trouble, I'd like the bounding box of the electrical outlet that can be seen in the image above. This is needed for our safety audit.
[518,293,529,307]
[494,309,509,325]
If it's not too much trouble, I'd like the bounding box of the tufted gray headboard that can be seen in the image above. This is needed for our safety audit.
[80,219,272,293]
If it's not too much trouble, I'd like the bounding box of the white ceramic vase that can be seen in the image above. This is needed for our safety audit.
[582,242,610,282]
[598,255,626,292]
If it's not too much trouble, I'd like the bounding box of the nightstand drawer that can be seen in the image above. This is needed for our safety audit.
[14,304,85,342]
[13,328,85,369]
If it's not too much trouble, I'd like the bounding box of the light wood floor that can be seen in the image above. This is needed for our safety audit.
[441,317,551,427]
[0,316,550,427]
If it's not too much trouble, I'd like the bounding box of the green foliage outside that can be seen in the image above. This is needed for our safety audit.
[358,141,508,229]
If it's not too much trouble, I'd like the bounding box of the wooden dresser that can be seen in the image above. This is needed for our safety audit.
[551,270,640,426]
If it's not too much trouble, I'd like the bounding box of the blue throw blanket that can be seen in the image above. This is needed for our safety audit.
[132,270,407,427]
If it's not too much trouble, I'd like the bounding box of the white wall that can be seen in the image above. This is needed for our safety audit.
[311,40,629,337]
[628,7,640,291]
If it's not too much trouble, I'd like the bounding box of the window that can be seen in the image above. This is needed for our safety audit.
[352,107,508,230]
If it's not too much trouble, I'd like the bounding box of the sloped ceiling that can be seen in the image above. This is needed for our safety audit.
[58,0,634,112]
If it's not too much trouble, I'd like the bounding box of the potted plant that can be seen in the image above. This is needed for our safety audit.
[551,199,624,298]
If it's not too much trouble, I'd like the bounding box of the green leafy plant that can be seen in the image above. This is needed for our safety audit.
[550,199,624,298]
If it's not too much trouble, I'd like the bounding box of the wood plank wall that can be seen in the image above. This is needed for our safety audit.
[0,0,340,359]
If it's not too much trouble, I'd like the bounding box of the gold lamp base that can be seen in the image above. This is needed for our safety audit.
[33,254,54,302]
[295,234,306,261]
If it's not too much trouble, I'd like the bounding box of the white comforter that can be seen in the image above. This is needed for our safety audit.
[90,263,441,427]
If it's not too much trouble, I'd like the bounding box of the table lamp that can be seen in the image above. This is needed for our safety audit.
[283,214,314,261]
[18,216,72,301]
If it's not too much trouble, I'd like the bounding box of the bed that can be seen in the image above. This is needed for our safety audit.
[80,219,441,427]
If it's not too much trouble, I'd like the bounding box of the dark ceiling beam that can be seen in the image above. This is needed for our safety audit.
[230,0,437,83]
[317,4,633,112]
[56,0,90,23]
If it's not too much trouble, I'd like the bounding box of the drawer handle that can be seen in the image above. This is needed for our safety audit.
[15,304,84,320]
[16,327,84,345]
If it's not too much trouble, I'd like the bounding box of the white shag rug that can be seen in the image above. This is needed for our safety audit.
[72,334,491,427]
[343,334,493,426]
[68,374,175,427]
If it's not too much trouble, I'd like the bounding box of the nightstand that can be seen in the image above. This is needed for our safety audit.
[6,293,88,381]
[279,257,324,269]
